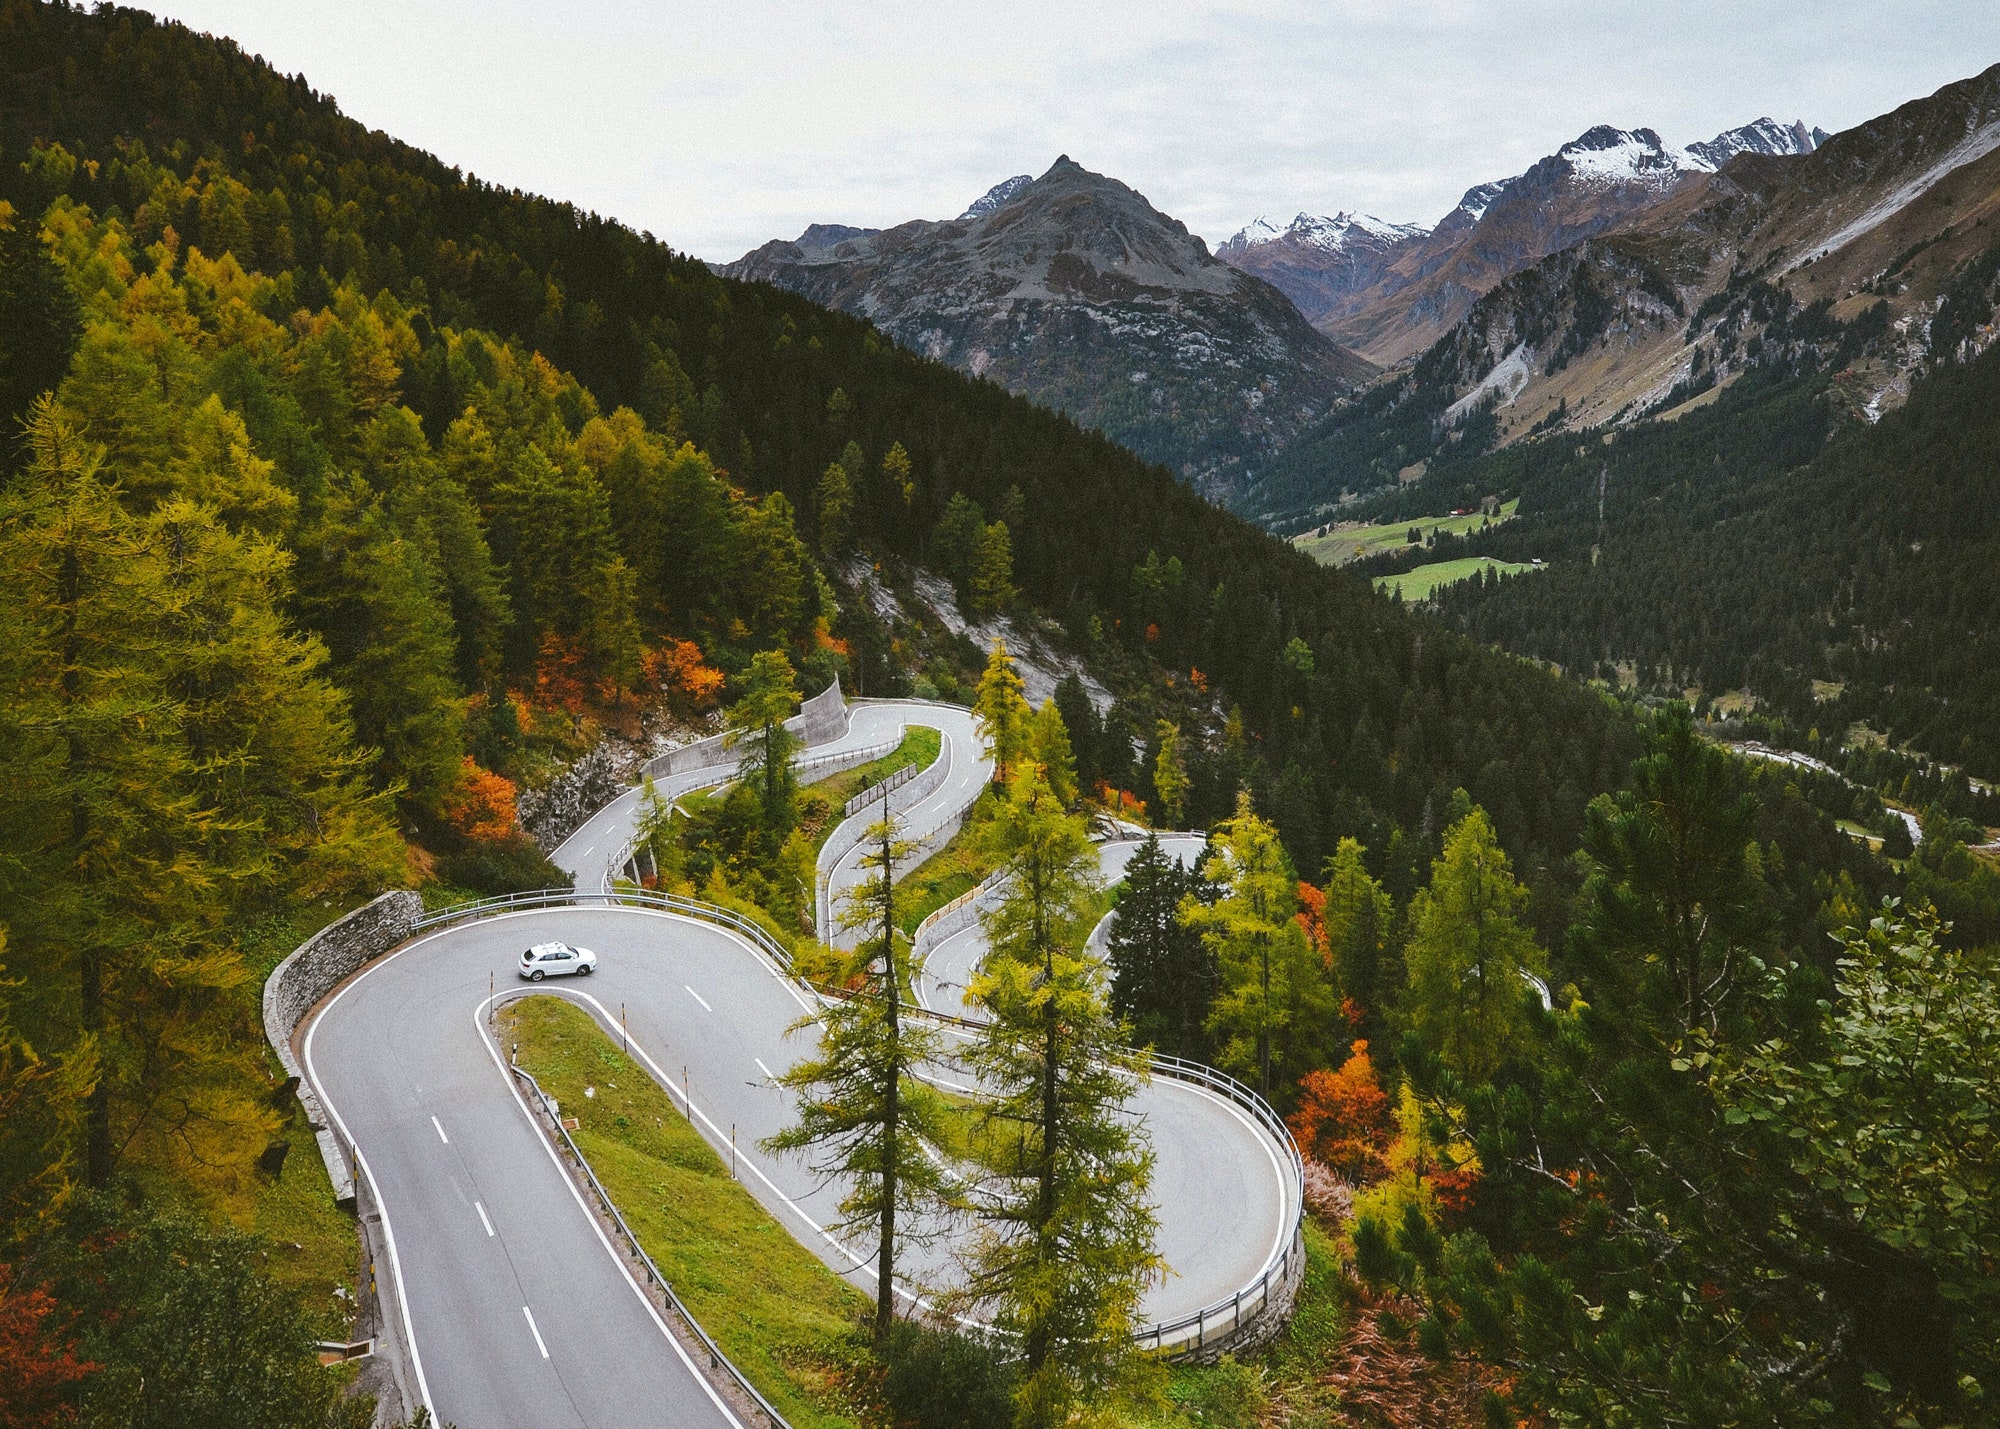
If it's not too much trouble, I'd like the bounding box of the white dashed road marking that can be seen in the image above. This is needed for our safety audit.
[432,1116,449,1144]
[523,1305,549,1358]
[685,985,712,1012]
[475,1201,494,1237]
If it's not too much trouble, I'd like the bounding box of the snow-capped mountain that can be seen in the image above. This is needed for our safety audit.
[1683,117,1828,171]
[1244,70,2000,527]
[1220,211,1428,256]
[1217,211,1432,325]
[961,175,1032,219]
[1221,115,1826,365]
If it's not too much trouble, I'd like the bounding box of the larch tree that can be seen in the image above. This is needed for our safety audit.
[1185,794,1337,1104]
[725,649,803,844]
[1401,804,1545,1083]
[814,457,853,556]
[973,639,1030,784]
[967,519,1016,618]
[1152,721,1189,828]
[0,404,394,1197]
[765,813,954,1348]
[1027,700,1078,806]
[962,767,1160,1428]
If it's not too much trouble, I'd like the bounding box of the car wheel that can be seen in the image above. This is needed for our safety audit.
[530,969,545,982]
[577,962,592,976]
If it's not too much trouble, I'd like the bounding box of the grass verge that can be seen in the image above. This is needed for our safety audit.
[499,994,876,1429]
[895,785,1004,935]
[802,726,944,860]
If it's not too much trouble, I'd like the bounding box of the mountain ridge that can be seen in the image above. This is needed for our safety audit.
[724,156,1373,495]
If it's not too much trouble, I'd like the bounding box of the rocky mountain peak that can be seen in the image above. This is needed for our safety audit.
[1683,116,1826,170]
[960,174,1032,219]
[723,156,1370,494]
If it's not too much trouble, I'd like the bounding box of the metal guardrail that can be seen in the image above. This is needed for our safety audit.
[842,757,921,816]
[425,886,1306,1357]
[509,1062,795,1429]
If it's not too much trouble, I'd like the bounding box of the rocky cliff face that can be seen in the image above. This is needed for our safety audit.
[724,157,1373,496]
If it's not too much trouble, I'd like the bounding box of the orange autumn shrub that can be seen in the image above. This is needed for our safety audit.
[643,638,725,719]
[1290,1040,1393,1182]
[442,757,520,843]
[0,1263,95,1425]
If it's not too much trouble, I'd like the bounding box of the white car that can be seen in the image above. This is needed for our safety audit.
[519,941,598,981]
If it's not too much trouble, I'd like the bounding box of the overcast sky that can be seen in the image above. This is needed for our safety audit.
[147,1,2000,262]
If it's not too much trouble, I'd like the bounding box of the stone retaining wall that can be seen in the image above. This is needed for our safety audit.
[262,890,424,1207]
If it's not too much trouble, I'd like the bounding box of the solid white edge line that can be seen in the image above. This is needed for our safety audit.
[522,1304,549,1359]
[475,1201,494,1237]
[302,998,434,1418]
[472,993,748,1427]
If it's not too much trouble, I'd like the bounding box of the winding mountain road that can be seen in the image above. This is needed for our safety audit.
[302,694,1296,1428]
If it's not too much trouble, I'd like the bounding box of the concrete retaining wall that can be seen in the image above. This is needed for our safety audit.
[816,732,959,932]
[643,678,847,780]
[263,890,424,1207]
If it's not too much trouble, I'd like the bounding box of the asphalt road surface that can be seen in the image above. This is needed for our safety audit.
[306,705,1289,1426]
[308,906,1289,1425]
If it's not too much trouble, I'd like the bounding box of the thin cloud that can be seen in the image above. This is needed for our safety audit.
[149,1,2000,260]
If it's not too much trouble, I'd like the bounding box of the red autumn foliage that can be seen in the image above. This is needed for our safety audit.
[0,1263,93,1427]
[1289,1040,1393,1182]
[1429,1165,1481,1225]
[642,639,725,719]
[1296,880,1329,963]
[1143,622,1160,644]
[441,757,520,843]
[534,633,591,714]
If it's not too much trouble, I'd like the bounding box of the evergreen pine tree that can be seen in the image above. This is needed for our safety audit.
[1105,834,1215,1059]
[1320,837,1393,1041]
[726,649,803,843]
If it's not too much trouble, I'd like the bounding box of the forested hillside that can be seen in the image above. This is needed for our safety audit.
[0,0,1641,884]
[1363,323,2000,785]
